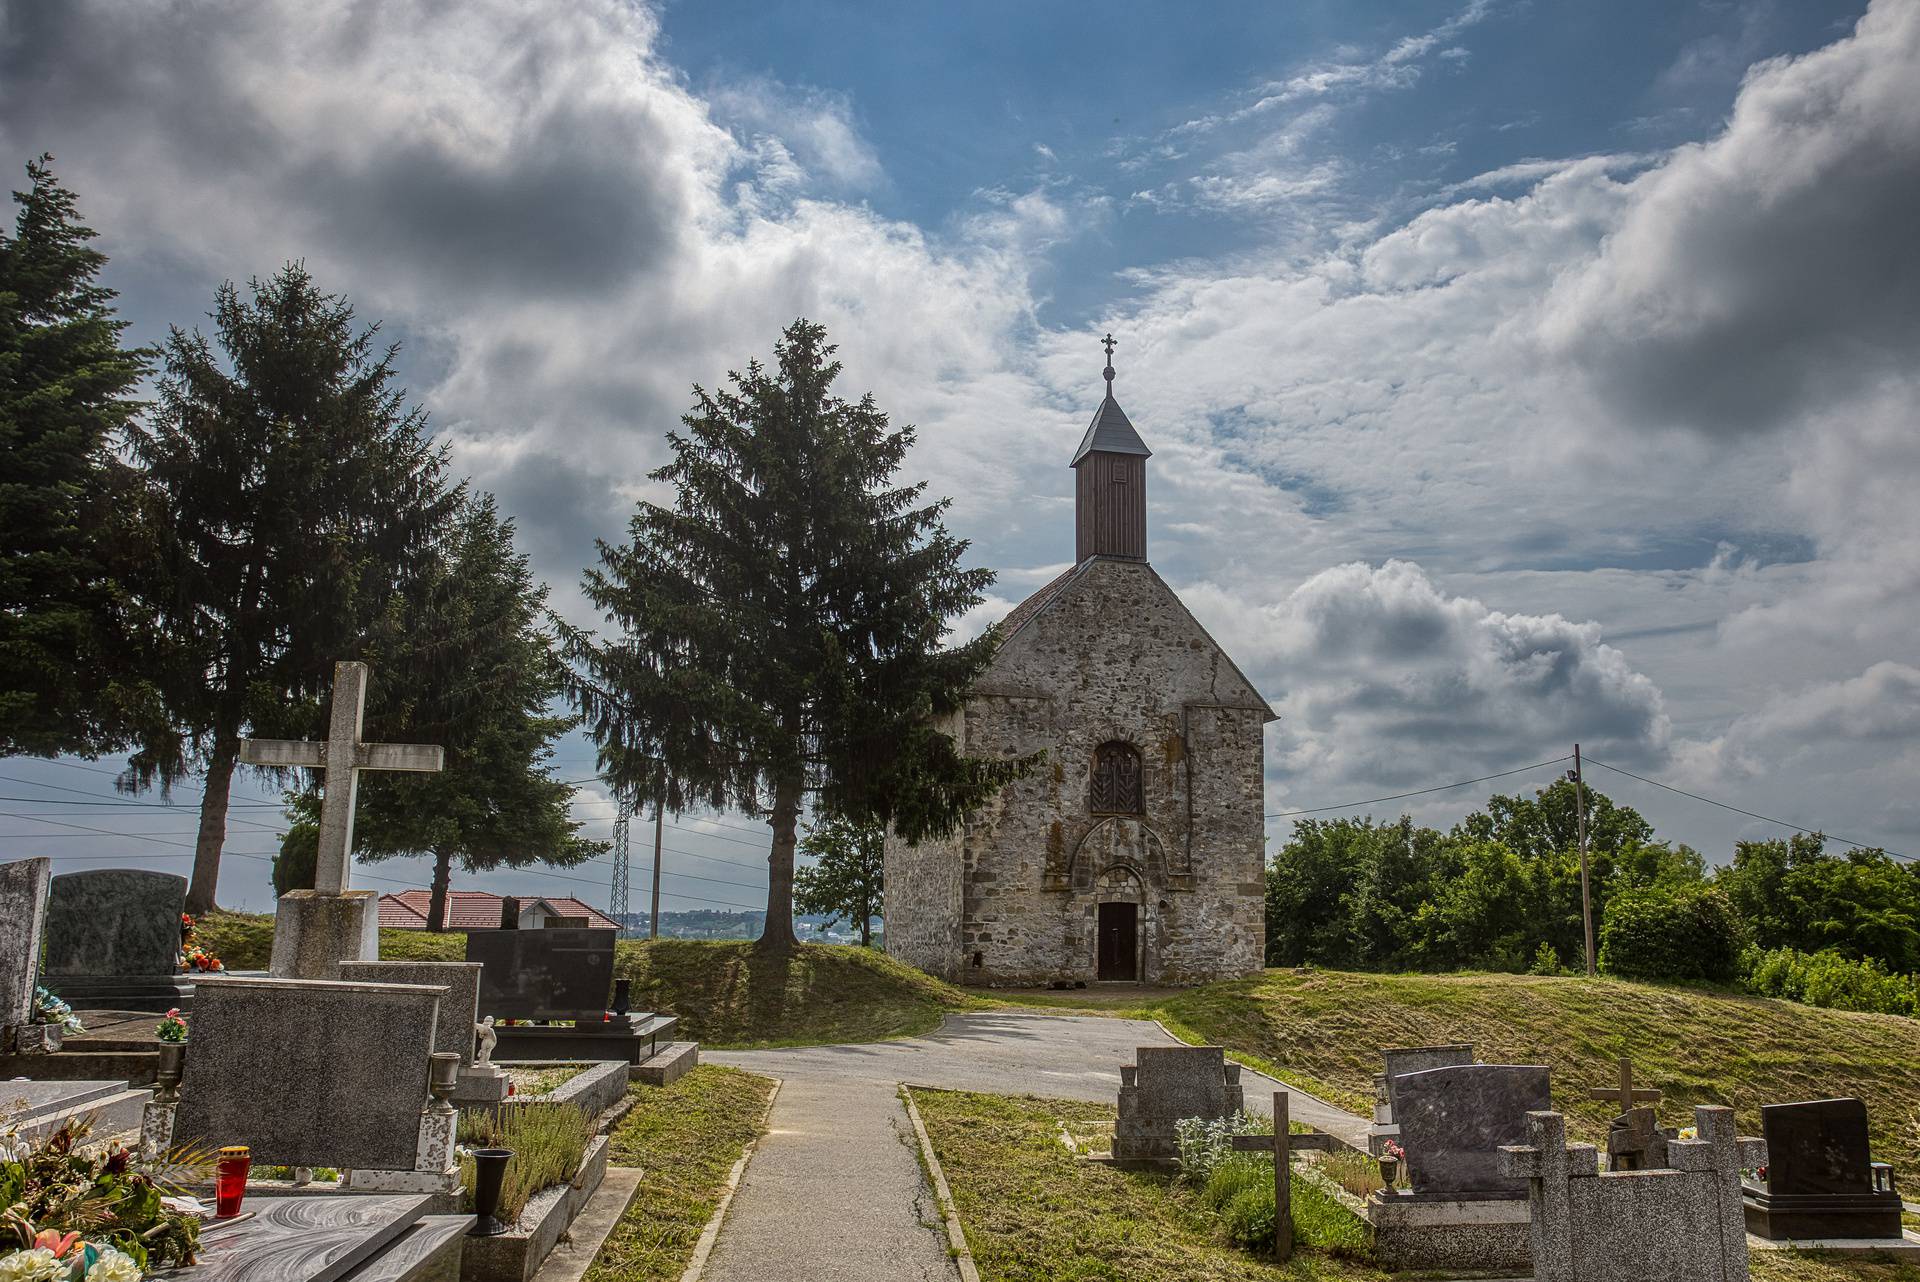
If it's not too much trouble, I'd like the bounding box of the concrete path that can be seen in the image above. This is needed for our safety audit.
[701,1012,1369,1281]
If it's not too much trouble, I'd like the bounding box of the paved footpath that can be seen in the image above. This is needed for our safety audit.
[702,1011,1368,1281]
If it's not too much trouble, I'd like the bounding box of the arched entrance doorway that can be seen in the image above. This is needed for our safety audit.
[1095,865,1144,981]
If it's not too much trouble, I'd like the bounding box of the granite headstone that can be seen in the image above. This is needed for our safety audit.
[1395,1063,1551,1199]
[1111,1045,1245,1165]
[1743,1098,1903,1240]
[43,868,193,1012]
[338,961,482,1068]
[0,858,52,1038]
[1502,1105,1765,1282]
[1383,1044,1475,1115]
[467,927,615,1021]
[173,975,443,1171]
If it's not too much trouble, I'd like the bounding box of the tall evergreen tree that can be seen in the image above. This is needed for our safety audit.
[571,319,1027,951]
[122,264,455,914]
[0,155,156,756]
[795,815,884,947]
[281,494,603,927]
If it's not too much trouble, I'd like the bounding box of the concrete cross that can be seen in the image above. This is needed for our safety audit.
[238,661,443,895]
[1587,1056,1662,1111]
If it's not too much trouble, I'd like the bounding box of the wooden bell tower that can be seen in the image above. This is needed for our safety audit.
[1072,334,1151,563]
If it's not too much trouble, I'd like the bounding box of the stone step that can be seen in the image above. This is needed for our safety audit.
[0,1077,125,1119]
[0,1049,159,1085]
[18,1086,153,1143]
[631,1041,698,1087]
[342,1215,475,1282]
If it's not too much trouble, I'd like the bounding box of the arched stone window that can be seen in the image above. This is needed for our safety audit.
[1090,740,1143,815]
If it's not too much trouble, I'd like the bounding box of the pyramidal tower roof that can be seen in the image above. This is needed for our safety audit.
[1071,333,1152,466]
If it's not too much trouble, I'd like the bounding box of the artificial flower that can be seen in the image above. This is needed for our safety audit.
[28,1233,76,1259]
[83,1246,140,1282]
[0,1247,65,1282]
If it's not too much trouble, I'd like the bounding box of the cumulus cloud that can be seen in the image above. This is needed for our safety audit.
[1537,0,1920,435]
[1183,562,1670,802]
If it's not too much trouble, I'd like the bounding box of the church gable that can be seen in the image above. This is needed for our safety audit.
[985,558,1274,719]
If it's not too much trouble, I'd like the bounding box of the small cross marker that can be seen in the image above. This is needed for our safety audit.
[1587,1056,1662,1111]
[239,661,443,896]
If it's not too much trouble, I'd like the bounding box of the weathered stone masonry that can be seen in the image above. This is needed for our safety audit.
[885,354,1274,985]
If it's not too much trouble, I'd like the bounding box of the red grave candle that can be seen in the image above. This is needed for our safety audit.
[214,1145,251,1217]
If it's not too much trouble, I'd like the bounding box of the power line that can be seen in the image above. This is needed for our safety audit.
[1583,757,1914,863]
[1264,756,1574,820]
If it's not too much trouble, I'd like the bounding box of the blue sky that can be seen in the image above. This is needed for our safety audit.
[2,0,1917,912]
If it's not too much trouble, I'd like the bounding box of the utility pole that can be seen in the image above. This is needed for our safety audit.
[1571,743,1594,976]
[649,769,665,941]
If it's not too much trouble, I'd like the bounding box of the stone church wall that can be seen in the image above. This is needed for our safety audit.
[886,558,1268,985]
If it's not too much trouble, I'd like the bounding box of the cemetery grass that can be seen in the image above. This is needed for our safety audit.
[585,1065,774,1282]
[614,939,987,1048]
[1153,970,1920,1189]
[912,1087,1392,1281]
[194,911,467,968]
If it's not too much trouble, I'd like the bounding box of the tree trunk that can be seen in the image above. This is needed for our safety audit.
[757,775,803,952]
[859,912,871,949]
[427,849,452,931]
[186,732,239,916]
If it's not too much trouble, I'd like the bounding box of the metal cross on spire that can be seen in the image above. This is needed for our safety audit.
[1101,332,1117,390]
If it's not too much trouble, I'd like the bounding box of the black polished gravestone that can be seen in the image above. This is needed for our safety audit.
[1744,1097,1904,1240]
[43,869,196,1012]
[466,927,677,1065]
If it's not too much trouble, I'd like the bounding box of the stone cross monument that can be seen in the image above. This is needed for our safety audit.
[240,660,443,978]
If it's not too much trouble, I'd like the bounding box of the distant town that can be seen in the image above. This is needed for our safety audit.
[610,910,881,946]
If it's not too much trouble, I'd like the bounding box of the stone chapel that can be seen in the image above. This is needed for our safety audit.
[884,341,1274,985]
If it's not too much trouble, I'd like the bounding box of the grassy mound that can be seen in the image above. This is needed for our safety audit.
[615,939,983,1049]
[1155,969,1920,1187]
[193,910,467,969]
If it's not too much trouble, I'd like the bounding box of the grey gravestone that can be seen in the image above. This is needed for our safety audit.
[1111,1045,1245,1165]
[467,927,615,1020]
[173,976,442,1171]
[1395,1063,1551,1199]
[1503,1105,1764,1282]
[1607,1106,1672,1172]
[339,961,482,1067]
[1383,1044,1474,1115]
[0,858,51,1034]
[43,869,193,1011]
[1744,1098,1903,1240]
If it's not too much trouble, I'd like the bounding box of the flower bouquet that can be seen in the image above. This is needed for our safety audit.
[175,917,224,974]
[0,1121,201,1276]
[153,1011,187,1044]
[29,991,81,1037]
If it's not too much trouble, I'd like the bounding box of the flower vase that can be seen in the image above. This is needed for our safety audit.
[155,1041,186,1091]
[1378,1156,1400,1189]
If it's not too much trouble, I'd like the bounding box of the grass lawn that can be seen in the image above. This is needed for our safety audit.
[614,938,987,1048]
[195,910,467,968]
[911,1089,1918,1282]
[585,1065,775,1282]
[912,1087,1391,1281]
[1146,970,1920,1189]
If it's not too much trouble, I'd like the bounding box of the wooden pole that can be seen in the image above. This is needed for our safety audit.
[649,795,664,941]
[1274,1090,1292,1263]
[1574,744,1594,975]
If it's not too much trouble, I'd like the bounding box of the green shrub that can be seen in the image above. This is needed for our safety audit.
[1598,883,1742,983]
[1173,1112,1268,1186]
[1741,945,1918,1016]
[1529,942,1563,975]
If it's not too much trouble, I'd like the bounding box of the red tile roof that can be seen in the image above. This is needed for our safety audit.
[377,889,621,932]
[997,562,1085,643]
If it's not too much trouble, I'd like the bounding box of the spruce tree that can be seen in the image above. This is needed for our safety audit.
[285,493,603,927]
[0,155,156,757]
[572,319,1027,951]
[122,265,455,914]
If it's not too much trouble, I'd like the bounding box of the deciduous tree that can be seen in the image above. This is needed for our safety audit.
[795,815,883,946]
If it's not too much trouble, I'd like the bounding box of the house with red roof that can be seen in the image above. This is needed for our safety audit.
[378,889,622,932]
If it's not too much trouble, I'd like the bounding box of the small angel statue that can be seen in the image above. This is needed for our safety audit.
[474,1014,498,1066]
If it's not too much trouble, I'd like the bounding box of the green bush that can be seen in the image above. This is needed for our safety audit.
[1741,946,1918,1016]
[1598,884,1742,983]
[1221,1183,1277,1252]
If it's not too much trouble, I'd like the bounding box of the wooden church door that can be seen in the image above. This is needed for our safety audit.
[1097,901,1138,980]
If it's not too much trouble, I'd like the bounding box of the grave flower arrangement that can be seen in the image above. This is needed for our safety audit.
[175,915,223,974]
[27,992,81,1037]
[0,1120,201,1275]
[153,1011,187,1044]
